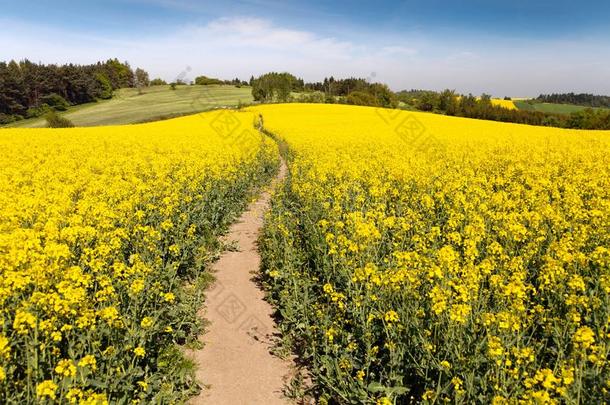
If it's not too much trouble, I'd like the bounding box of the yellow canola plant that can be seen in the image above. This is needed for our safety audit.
[0,111,278,403]
[491,98,517,110]
[255,104,610,404]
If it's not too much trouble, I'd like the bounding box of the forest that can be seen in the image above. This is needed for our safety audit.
[0,59,148,124]
[396,89,610,129]
[536,92,610,108]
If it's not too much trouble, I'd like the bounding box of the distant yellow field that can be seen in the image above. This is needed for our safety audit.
[491,98,517,110]
[457,96,517,110]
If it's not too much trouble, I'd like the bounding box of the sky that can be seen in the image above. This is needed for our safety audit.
[1,0,609,96]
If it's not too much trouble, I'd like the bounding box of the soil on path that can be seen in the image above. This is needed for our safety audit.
[188,158,293,405]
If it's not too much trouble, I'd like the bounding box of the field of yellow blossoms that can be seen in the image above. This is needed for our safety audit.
[256,104,610,404]
[491,99,517,110]
[2,102,609,404]
[0,111,278,403]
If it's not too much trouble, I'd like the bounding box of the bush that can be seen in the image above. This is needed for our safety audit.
[346,91,379,107]
[95,73,114,99]
[45,110,75,128]
[416,92,440,111]
[326,95,337,104]
[194,75,224,86]
[0,113,17,124]
[297,91,326,104]
[26,104,51,119]
[251,72,299,102]
[41,93,70,111]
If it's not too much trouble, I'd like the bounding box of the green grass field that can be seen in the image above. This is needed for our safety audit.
[3,85,253,128]
[513,100,610,114]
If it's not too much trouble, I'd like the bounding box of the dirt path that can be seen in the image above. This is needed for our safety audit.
[188,158,293,405]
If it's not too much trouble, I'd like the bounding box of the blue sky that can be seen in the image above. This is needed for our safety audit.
[1,0,609,96]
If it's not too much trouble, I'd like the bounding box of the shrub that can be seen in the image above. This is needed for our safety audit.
[26,104,51,119]
[0,113,17,124]
[40,93,70,111]
[45,110,75,128]
[194,75,224,86]
[297,91,326,104]
[150,78,167,86]
[95,73,114,99]
[345,91,379,106]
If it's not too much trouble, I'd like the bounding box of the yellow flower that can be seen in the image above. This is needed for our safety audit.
[133,347,146,357]
[66,388,83,404]
[449,304,471,324]
[376,397,392,405]
[55,359,77,377]
[384,310,399,323]
[80,392,109,405]
[78,355,98,371]
[140,317,154,329]
[130,279,145,295]
[530,390,552,403]
[451,377,463,388]
[162,292,176,303]
[422,390,436,401]
[492,396,507,405]
[0,335,10,359]
[13,310,36,335]
[534,368,559,390]
[561,366,575,386]
[487,336,504,359]
[36,380,58,400]
[573,326,595,349]
[98,306,120,325]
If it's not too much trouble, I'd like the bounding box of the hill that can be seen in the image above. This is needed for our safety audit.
[514,100,610,114]
[2,85,252,128]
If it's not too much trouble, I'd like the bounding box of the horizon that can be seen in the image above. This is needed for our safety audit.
[1,0,610,97]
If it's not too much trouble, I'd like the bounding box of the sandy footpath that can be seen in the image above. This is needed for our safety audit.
[188,159,293,404]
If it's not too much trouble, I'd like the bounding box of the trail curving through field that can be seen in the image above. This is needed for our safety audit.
[188,155,293,404]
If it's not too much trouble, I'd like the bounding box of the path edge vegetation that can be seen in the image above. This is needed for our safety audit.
[172,141,281,402]
[256,121,323,402]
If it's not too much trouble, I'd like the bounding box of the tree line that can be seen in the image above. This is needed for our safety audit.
[248,72,610,129]
[536,93,610,108]
[398,89,610,130]
[3,60,609,130]
[0,59,148,124]
[251,72,397,108]
[194,76,248,87]
[248,73,610,129]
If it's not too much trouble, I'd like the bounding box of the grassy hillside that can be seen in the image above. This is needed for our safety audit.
[514,99,610,114]
[3,85,253,128]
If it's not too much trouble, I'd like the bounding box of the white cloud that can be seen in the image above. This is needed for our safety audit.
[0,16,397,83]
[1,16,609,96]
[380,46,418,56]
